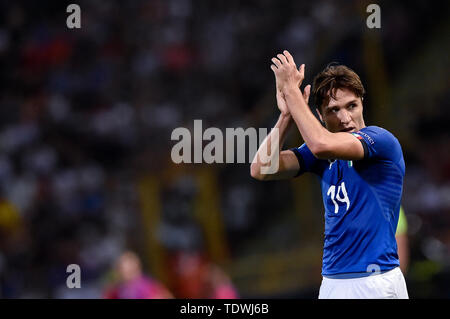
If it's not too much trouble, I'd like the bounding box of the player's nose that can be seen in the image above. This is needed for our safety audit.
[338,109,352,124]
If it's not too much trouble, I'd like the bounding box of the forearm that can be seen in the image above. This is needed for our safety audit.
[283,86,330,152]
[251,113,292,177]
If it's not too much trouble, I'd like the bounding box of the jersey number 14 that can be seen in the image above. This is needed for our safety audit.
[327,182,350,214]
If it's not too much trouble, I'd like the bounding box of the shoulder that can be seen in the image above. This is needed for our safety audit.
[358,126,401,148]
[358,125,398,141]
[360,125,395,136]
[356,126,403,161]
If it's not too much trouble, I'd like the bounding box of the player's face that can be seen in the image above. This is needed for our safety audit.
[318,88,365,133]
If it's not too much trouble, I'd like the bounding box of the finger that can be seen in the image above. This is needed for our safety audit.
[283,50,296,66]
[277,53,288,65]
[303,84,311,104]
[271,57,282,68]
[270,64,278,74]
[298,64,305,78]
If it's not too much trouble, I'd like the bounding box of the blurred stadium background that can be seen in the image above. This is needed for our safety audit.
[0,0,449,298]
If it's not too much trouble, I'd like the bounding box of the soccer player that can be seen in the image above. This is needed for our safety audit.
[250,50,408,299]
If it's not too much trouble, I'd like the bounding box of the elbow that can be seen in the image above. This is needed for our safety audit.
[308,131,336,159]
[250,163,262,180]
[250,163,266,181]
[309,141,332,159]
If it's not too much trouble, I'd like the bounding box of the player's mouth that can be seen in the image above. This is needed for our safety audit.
[340,127,355,132]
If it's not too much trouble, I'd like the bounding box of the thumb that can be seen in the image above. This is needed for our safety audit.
[297,64,305,88]
[303,84,311,104]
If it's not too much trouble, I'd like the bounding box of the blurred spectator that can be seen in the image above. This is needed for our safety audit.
[103,250,173,299]
[0,194,22,241]
[168,250,238,299]
[206,263,239,299]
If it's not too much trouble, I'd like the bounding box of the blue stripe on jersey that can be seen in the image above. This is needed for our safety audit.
[290,126,405,275]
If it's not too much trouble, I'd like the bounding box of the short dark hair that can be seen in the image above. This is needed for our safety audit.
[313,63,365,113]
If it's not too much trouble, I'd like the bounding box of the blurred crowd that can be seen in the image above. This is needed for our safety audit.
[0,0,449,298]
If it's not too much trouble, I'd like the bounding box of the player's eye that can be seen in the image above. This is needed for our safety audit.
[326,107,339,114]
[348,103,356,109]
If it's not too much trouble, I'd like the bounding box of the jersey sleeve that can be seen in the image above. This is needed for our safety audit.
[289,143,325,177]
[351,126,402,162]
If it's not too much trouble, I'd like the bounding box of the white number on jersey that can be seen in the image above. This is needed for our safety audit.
[327,181,350,214]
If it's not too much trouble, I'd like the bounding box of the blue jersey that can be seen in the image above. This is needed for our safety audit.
[290,126,405,276]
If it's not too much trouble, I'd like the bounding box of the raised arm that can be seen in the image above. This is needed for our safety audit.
[250,83,311,181]
[250,114,299,180]
[271,51,364,161]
